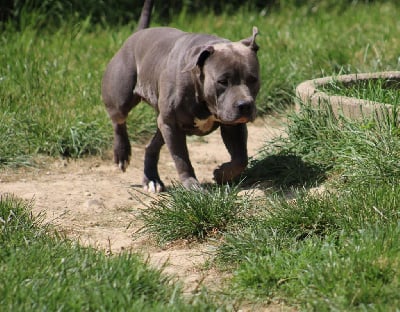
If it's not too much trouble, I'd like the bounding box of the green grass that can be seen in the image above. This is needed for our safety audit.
[229,223,400,310]
[0,194,220,311]
[218,182,400,310]
[321,78,400,106]
[139,184,251,244]
[0,20,156,167]
[213,101,400,309]
[278,102,400,186]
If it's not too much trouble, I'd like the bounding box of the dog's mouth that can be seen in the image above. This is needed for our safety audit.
[219,116,251,125]
[234,116,250,124]
[214,99,256,125]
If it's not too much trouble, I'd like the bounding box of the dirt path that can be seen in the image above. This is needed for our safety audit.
[1,116,285,299]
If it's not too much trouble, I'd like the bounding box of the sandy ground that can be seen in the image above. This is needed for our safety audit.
[1,116,292,310]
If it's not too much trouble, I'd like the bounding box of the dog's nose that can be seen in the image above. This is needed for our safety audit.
[236,100,253,116]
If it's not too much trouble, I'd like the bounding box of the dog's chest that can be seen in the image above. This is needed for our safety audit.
[180,115,219,136]
[194,116,219,133]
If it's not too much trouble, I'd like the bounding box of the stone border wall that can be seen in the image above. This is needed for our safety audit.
[295,71,400,119]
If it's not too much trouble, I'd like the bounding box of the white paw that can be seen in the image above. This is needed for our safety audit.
[118,160,129,172]
[143,180,165,193]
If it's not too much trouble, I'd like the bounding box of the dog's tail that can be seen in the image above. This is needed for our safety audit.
[136,0,154,31]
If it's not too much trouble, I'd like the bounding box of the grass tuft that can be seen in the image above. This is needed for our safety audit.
[0,194,44,246]
[256,101,400,187]
[139,184,251,244]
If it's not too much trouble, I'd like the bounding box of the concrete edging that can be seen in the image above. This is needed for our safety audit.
[295,71,400,119]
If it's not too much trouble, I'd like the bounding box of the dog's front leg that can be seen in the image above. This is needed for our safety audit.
[214,124,249,184]
[158,118,200,189]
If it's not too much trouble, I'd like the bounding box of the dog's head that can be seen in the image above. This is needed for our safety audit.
[183,27,260,124]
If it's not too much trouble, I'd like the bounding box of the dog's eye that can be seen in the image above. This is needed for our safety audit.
[217,79,228,87]
[247,76,258,84]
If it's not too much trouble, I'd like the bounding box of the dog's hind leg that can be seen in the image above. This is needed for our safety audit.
[102,53,141,172]
[143,128,165,192]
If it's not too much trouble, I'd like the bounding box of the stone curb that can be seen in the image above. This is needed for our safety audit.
[295,71,400,119]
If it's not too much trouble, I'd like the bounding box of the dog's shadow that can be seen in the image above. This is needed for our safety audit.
[131,154,327,193]
[240,154,328,191]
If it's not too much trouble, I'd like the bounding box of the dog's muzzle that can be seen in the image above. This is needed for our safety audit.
[234,99,256,123]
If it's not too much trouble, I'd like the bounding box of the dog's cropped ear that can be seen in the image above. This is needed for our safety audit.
[241,26,259,52]
[181,45,215,72]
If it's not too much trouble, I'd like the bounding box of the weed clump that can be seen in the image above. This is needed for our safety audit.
[139,184,251,244]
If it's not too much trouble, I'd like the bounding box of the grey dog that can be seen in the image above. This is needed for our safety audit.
[101,26,260,192]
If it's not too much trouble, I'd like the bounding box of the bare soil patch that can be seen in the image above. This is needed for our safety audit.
[1,116,285,300]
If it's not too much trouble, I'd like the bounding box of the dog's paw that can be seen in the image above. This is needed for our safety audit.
[213,163,232,184]
[114,150,130,172]
[143,178,165,193]
[213,162,246,184]
[118,160,130,172]
[113,128,131,172]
